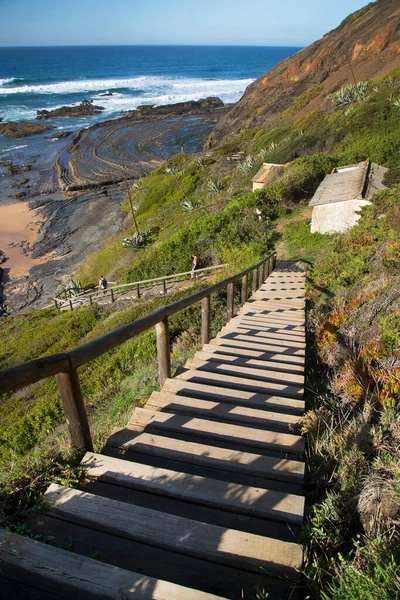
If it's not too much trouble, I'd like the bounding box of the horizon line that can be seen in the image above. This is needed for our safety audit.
[0,43,305,49]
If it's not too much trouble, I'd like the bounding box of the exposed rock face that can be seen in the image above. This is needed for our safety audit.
[0,121,54,138]
[207,0,400,147]
[36,101,105,120]
[130,97,225,118]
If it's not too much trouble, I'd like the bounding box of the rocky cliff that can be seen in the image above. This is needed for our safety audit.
[207,0,400,147]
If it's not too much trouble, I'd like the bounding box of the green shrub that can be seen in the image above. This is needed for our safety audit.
[283,84,323,117]
[321,534,400,600]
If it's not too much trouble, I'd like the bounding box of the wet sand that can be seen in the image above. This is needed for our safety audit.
[0,201,43,279]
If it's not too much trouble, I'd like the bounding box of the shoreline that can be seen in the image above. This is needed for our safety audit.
[0,97,230,315]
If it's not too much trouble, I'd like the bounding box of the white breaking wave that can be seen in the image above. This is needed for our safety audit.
[1,144,29,153]
[0,75,254,97]
[0,77,23,86]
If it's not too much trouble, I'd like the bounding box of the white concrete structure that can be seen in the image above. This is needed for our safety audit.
[310,160,387,234]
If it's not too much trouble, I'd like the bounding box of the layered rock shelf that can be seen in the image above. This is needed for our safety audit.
[58,97,228,191]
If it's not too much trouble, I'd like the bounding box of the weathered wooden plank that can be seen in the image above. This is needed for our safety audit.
[228,318,305,334]
[239,311,306,323]
[229,318,305,333]
[106,428,305,484]
[178,368,304,400]
[0,529,224,600]
[211,336,306,357]
[185,357,304,385]
[129,408,305,454]
[28,514,291,600]
[43,484,303,579]
[219,327,306,345]
[218,332,306,349]
[147,390,301,431]
[81,452,305,524]
[163,378,305,414]
[106,428,305,483]
[199,346,304,372]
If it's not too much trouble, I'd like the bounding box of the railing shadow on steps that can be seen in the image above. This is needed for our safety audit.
[53,264,228,311]
[0,253,276,455]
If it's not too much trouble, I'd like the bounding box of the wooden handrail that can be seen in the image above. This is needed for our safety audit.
[0,253,276,453]
[54,264,228,309]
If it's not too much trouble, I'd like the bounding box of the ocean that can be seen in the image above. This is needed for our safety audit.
[0,45,300,139]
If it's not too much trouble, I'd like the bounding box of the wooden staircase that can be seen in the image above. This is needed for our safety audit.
[3,267,306,600]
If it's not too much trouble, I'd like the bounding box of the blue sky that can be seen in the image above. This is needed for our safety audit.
[0,0,371,47]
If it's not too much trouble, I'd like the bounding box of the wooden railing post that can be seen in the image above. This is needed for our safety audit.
[252,268,258,294]
[163,279,167,295]
[267,255,272,277]
[136,283,140,299]
[227,282,234,321]
[156,317,171,388]
[258,264,264,289]
[273,253,277,270]
[201,296,211,346]
[69,299,73,311]
[241,273,248,306]
[89,295,93,308]
[55,367,93,453]
[110,289,115,303]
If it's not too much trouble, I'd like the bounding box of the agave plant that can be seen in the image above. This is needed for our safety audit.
[122,230,152,249]
[207,179,224,194]
[237,155,255,173]
[57,276,84,297]
[388,94,400,107]
[132,178,144,190]
[332,81,369,106]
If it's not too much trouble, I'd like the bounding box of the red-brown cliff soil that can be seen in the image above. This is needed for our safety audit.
[207,0,400,147]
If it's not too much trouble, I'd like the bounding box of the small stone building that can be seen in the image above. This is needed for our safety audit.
[252,163,285,191]
[310,160,387,234]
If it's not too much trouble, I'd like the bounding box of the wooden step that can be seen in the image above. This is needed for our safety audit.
[228,321,305,337]
[210,336,306,357]
[81,452,304,525]
[185,357,304,386]
[238,313,306,327]
[147,391,301,432]
[43,484,303,579]
[226,318,305,334]
[177,368,304,400]
[251,296,305,303]
[28,514,291,600]
[218,330,306,349]
[163,377,305,414]
[242,304,305,314]
[106,429,305,484]
[0,529,224,600]
[239,311,305,324]
[196,348,304,373]
[129,408,305,455]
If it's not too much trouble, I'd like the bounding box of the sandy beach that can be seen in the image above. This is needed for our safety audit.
[0,201,43,279]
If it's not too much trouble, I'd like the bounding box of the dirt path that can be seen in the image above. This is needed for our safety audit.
[274,206,312,259]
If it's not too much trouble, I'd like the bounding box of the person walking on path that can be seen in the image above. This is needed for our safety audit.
[191,254,199,279]
[99,275,108,294]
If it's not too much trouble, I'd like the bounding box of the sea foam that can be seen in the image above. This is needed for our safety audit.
[0,75,254,98]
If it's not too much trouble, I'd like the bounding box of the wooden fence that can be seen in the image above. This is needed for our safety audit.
[54,264,228,311]
[0,253,276,454]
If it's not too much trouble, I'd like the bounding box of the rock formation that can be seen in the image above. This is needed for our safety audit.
[207,0,400,147]
[36,100,105,120]
[0,121,54,138]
